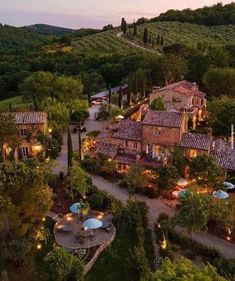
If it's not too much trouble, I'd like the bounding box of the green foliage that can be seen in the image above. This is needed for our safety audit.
[100,62,125,86]
[88,193,104,210]
[157,165,179,190]
[153,2,235,26]
[145,257,227,281]
[172,145,188,176]
[42,97,70,134]
[203,67,235,98]
[0,161,53,263]
[189,154,223,188]
[37,133,61,159]
[206,95,235,136]
[177,188,213,233]
[124,165,148,192]
[65,164,91,199]
[44,247,84,281]
[0,113,19,158]
[149,96,166,111]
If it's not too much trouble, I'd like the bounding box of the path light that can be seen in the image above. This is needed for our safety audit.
[48,128,52,134]
[36,243,42,250]
[226,236,231,241]
[42,217,46,222]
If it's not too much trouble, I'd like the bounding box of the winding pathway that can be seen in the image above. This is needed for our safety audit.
[53,117,235,258]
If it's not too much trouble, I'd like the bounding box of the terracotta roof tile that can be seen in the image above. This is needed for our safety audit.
[112,120,142,141]
[95,142,118,158]
[211,150,235,171]
[13,112,47,125]
[157,80,206,98]
[180,133,211,151]
[142,110,183,128]
[114,154,136,165]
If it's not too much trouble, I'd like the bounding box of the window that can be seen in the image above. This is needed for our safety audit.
[21,147,29,157]
[154,127,161,136]
[201,99,204,106]
[125,140,128,147]
[20,128,28,137]
[134,142,138,149]
[189,149,197,158]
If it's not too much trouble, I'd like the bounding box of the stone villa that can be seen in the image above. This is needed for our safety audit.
[3,112,48,159]
[94,80,235,173]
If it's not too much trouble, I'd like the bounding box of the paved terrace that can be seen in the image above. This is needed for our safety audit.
[54,213,115,250]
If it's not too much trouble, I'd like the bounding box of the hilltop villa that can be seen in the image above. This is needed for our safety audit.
[93,80,235,174]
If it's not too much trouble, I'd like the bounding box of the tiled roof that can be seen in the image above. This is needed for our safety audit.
[211,150,235,171]
[180,133,212,151]
[95,142,118,158]
[142,110,183,128]
[112,120,142,141]
[114,154,136,165]
[13,112,47,125]
[157,80,206,98]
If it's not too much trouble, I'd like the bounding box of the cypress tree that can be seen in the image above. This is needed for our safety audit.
[148,35,152,44]
[160,36,164,45]
[143,27,148,45]
[152,38,155,48]
[121,17,125,32]
[127,74,132,106]
[133,21,137,37]
[123,20,127,35]
[67,127,73,169]
[108,83,112,105]
[157,34,160,45]
[118,88,123,108]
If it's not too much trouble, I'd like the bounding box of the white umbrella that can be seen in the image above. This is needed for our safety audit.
[212,190,229,200]
[83,218,103,230]
[224,182,235,190]
[177,178,188,188]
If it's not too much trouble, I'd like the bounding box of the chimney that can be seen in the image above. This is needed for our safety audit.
[207,127,213,139]
[192,82,197,92]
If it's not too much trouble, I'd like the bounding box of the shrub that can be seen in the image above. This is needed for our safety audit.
[47,174,58,189]
[81,156,101,174]
[88,193,104,210]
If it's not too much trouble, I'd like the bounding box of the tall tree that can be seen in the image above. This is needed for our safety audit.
[149,97,166,111]
[19,71,54,110]
[0,113,19,161]
[67,128,73,170]
[157,34,160,45]
[133,21,137,37]
[108,83,112,105]
[127,74,132,106]
[157,165,179,190]
[160,36,164,45]
[121,17,125,32]
[123,20,127,35]
[143,28,149,46]
[118,87,123,108]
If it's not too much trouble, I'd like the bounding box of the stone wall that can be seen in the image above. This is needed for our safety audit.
[84,225,116,275]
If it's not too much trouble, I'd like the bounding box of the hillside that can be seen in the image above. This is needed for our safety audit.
[26,23,74,36]
[125,21,235,49]
[72,29,143,55]
[0,24,52,54]
[150,2,235,26]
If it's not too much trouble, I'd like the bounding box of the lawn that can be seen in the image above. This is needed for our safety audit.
[0,96,31,112]
[86,225,139,281]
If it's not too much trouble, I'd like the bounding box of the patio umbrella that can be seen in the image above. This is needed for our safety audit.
[116,115,124,119]
[69,203,81,214]
[224,181,235,190]
[212,190,229,200]
[83,218,103,230]
[178,189,189,198]
[177,178,188,188]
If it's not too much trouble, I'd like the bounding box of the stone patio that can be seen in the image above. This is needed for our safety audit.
[54,213,115,250]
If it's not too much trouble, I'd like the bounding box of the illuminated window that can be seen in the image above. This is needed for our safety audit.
[155,145,161,155]
[154,127,161,136]
[134,142,138,149]
[189,149,197,158]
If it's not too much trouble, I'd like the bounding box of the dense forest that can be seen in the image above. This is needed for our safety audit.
[26,24,74,36]
[150,3,235,26]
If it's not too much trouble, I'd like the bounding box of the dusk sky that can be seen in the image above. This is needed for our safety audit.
[0,0,233,29]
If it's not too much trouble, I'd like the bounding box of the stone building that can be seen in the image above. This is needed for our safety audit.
[3,112,48,159]
[150,80,207,129]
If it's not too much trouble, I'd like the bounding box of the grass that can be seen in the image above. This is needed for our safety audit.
[0,96,32,112]
[86,226,139,281]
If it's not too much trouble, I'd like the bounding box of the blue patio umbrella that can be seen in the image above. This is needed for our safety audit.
[224,181,235,190]
[212,190,229,200]
[69,203,81,214]
[178,189,189,198]
[177,178,188,187]
[83,218,103,230]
